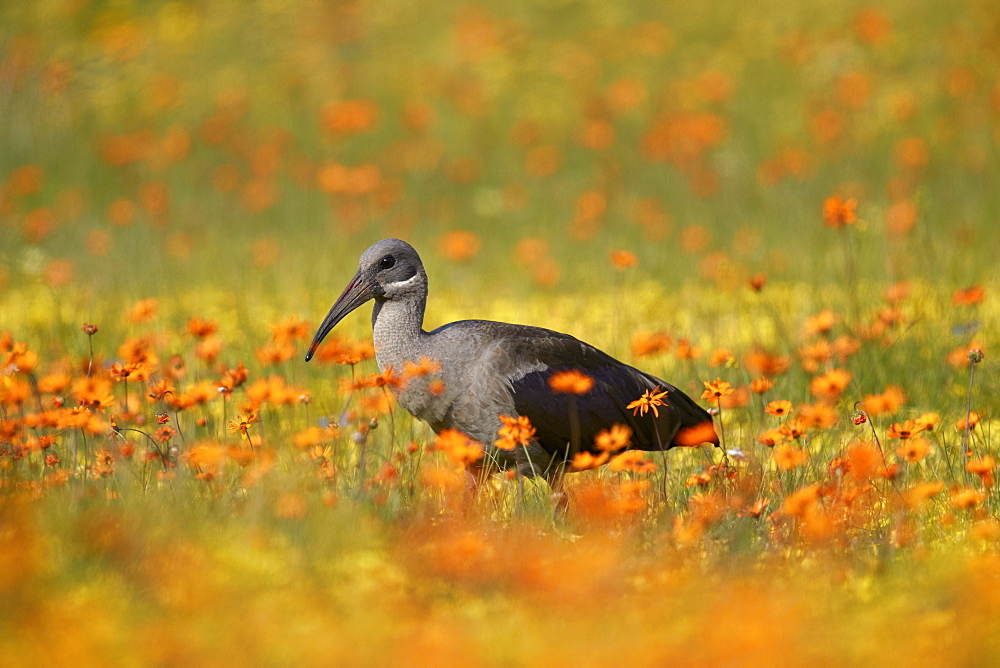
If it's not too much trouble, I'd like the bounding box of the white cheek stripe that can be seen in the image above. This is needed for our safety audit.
[386,274,421,291]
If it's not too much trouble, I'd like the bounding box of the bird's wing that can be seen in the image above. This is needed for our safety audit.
[477,323,716,458]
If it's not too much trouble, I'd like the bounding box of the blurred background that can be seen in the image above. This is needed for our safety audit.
[1,0,998,341]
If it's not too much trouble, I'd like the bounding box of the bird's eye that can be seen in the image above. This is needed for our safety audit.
[379,255,395,269]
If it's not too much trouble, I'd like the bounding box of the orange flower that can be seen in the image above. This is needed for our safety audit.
[904,482,944,509]
[627,386,669,418]
[631,331,672,357]
[270,316,311,346]
[765,400,793,417]
[914,412,939,432]
[432,429,483,466]
[967,456,995,487]
[402,356,442,379]
[896,437,931,463]
[955,412,981,432]
[228,412,261,436]
[772,444,809,471]
[701,378,734,404]
[886,419,930,439]
[608,450,657,474]
[950,487,985,510]
[494,415,536,451]
[571,451,609,471]
[609,250,638,270]
[187,316,218,339]
[708,348,734,368]
[320,99,379,135]
[750,377,775,394]
[747,273,767,292]
[803,308,839,337]
[127,298,159,323]
[822,196,857,228]
[594,424,632,453]
[756,428,786,447]
[438,230,481,263]
[674,337,702,361]
[548,369,594,395]
[744,349,790,377]
[951,285,985,306]
[809,368,852,400]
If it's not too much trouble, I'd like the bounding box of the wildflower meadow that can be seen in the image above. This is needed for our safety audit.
[1,0,998,664]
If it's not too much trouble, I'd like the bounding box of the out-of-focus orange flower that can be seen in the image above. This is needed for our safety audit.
[432,429,483,467]
[321,99,379,135]
[631,331,672,357]
[750,377,775,394]
[967,456,995,487]
[438,230,481,262]
[674,337,702,361]
[797,402,839,429]
[757,428,785,447]
[955,412,981,432]
[609,249,638,271]
[895,137,928,169]
[854,8,892,45]
[823,196,857,229]
[608,450,657,474]
[780,484,820,517]
[701,378,734,404]
[593,424,632,453]
[7,164,44,198]
[579,119,615,151]
[779,417,809,441]
[952,285,985,306]
[747,273,767,292]
[772,444,809,471]
[627,386,669,418]
[951,487,985,510]
[524,145,561,178]
[745,349,790,377]
[494,415,536,451]
[803,309,838,337]
[548,370,594,395]
[886,199,918,237]
[187,317,218,339]
[836,71,873,109]
[905,482,944,509]
[270,316,310,346]
[571,451,609,471]
[862,385,907,416]
[126,298,158,323]
[402,357,442,379]
[809,368,852,400]
[708,348,734,368]
[896,437,931,463]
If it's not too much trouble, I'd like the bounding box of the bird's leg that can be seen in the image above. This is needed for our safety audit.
[548,465,568,518]
[464,461,484,516]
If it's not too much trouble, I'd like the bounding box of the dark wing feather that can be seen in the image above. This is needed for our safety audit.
[484,324,717,460]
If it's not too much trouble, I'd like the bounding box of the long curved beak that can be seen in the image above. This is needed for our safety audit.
[305,270,377,362]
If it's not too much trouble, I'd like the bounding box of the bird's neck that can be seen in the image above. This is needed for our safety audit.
[371,295,426,373]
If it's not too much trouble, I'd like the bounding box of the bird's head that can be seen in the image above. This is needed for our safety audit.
[305,238,425,362]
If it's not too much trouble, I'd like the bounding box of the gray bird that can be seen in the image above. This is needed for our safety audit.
[306,238,718,489]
